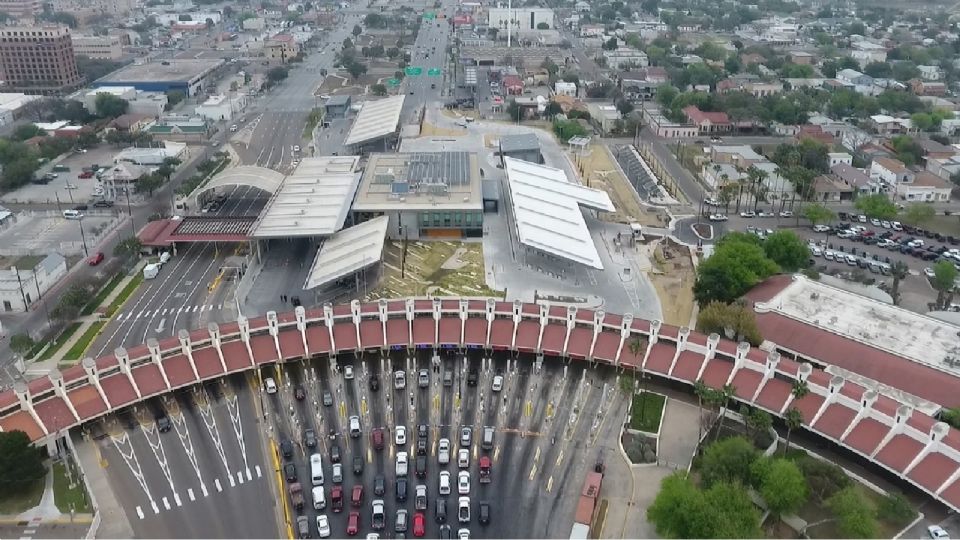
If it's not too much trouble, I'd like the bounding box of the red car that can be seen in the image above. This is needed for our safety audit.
[78,171,94,179]
[413,511,425,537]
[346,511,359,536]
[371,428,384,450]
[351,485,363,507]
[88,251,104,266]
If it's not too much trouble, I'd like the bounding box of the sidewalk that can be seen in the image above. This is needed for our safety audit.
[73,432,133,539]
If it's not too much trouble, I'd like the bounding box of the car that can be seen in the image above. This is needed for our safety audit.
[438,438,450,464]
[395,370,406,389]
[925,267,937,278]
[458,497,470,523]
[156,415,171,433]
[880,220,891,229]
[320,94,331,100]
[928,525,950,539]
[281,439,294,459]
[458,529,470,540]
[396,425,407,446]
[293,145,301,153]
[88,251,105,266]
[845,254,857,266]
[353,455,364,475]
[439,470,451,495]
[396,478,408,502]
[810,246,822,257]
[347,511,360,536]
[92,200,114,208]
[351,485,364,507]
[757,210,773,218]
[491,375,503,392]
[415,484,428,510]
[704,197,720,206]
[478,502,490,525]
[413,512,426,537]
[344,365,355,379]
[374,474,386,496]
[870,218,881,226]
[332,463,343,484]
[396,509,409,533]
[418,369,429,388]
[457,471,470,495]
[812,224,831,233]
[369,375,379,391]
[458,449,469,469]
[460,427,472,446]
[305,429,317,448]
[708,213,728,222]
[79,170,94,179]
[779,210,793,218]
[892,221,903,231]
[858,214,868,223]
[467,369,480,386]
[397,452,409,476]
[372,428,385,450]
[317,514,331,538]
[440,524,452,538]
[284,462,297,481]
[372,499,385,531]
[295,385,306,400]
[322,391,333,406]
[739,211,755,218]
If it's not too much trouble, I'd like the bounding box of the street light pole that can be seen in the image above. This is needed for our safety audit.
[77,218,89,258]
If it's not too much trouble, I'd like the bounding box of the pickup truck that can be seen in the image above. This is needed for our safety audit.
[289,482,304,511]
[372,499,385,530]
[415,485,427,510]
[396,452,408,477]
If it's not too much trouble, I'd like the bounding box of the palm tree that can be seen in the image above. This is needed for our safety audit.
[734,166,747,213]
[791,378,810,403]
[694,379,710,444]
[890,261,909,305]
[747,166,769,213]
[713,383,737,440]
[783,407,804,456]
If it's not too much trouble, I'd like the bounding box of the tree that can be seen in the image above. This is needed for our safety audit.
[700,436,758,487]
[9,333,35,358]
[755,458,808,517]
[536,21,549,29]
[113,237,142,261]
[714,384,736,440]
[345,60,367,80]
[827,487,879,538]
[1,158,39,190]
[783,407,804,456]
[602,36,618,50]
[932,260,958,310]
[267,66,289,83]
[553,119,587,141]
[648,472,762,538]
[763,230,809,271]
[12,124,45,141]
[695,300,763,345]
[94,93,129,118]
[75,130,99,149]
[136,173,164,196]
[890,261,910,305]
[371,83,387,96]
[506,99,522,122]
[901,202,935,227]
[543,101,562,118]
[693,235,779,305]
[352,24,362,36]
[863,61,892,78]
[854,193,898,219]
[165,90,185,109]
[803,203,835,228]
[746,408,773,445]
[0,431,46,497]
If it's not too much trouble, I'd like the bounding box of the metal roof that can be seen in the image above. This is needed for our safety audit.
[344,95,405,147]
[503,157,614,270]
[499,133,540,154]
[250,156,361,239]
[352,152,482,212]
[304,216,389,290]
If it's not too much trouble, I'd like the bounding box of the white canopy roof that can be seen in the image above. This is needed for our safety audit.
[304,216,389,289]
[503,157,614,270]
[344,95,405,147]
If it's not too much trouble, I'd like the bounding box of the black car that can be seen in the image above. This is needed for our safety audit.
[374,474,386,496]
[92,200,114,208]
[331,444,341,463]
[281,439,294,459]
[156,415,171,433]
[295,385,305,400]
[436,499,447,524]
[418,424,428,439]
[417,439,427,456]
[284,462,297,481]
[304,429,317,448]
[353,455,364,475]
[415,455,427,478]
[74,204,89,211]
[479,501,490,525]
[322,391,333,406]
[369,375,379,391]
[467,369,478,386]
[396,478,408,502]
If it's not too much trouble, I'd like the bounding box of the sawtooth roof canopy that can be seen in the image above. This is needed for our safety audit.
[193,165,285,208]
[503,157,614,270]
[250,156,361,239]
[345,95,405,147]
[304,216,390,290]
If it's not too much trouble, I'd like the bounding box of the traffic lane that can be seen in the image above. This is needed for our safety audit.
[97,430,169,538]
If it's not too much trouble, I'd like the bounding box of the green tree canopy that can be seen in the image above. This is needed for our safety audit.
[267,66,289,83]
[803,203,836,226]
[94,93,129,118]
[695,301,763,345]
[854,193,898,219]
[699,436,759,488]
[762,230,810,271]
[694,235,779,305]
[647,472,762,539]
[9,333,35,357]
[753,457,808,516]
[827,487,879,538]
[901,203,935,227]
[0,431,46,497]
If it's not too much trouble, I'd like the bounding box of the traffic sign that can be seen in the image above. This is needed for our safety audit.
[424,12,436,19]
[405,66,423,76]
[427,68,442,76]
[386,78,401,87]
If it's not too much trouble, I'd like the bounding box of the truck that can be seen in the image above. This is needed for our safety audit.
[289,482,304,511]
[143,263,160,280]
[478,455,491,483]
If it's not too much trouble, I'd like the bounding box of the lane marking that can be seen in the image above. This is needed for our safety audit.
[162,497,170,510]
[215,478,223,492]
[188,488,195,502]
[255,465,262,478]
[136,506,144,520]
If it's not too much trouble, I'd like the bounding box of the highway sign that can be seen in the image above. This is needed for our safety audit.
[428,68,442,76]
[386,78,401,86]
[424,12,436,19]
[405,66,423,76]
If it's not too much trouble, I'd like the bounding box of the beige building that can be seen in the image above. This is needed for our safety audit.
[263,34,299,63]
[0,0,40,19]
[0,25,83,94]
[51,0,135,14]
[71,35,123,59]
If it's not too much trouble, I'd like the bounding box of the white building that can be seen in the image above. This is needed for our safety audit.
[194,94,247,122]
[71,35,123,59]
[83,86,167,117]
[242,17,266,31]
[0,92,40,127]
[114,141,187,166]
[98,161,149,201]
[918,65,943,81]
[488,7,555,31]
[554,81,576,97]
[850,41,887,67]
[0,253,67,313]
[828,152,853,167]
[602,48,648,69]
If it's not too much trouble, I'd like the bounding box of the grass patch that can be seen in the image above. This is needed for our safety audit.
[80,272,124,316]
[104,274,143,317]
[0,475,44,514]
[303,107,324,139]
[38,322,82,361]
[52,461,90,514]
[629,391,665,432]
[62,321,106,361]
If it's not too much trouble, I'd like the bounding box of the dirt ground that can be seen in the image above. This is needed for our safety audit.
[647,239,696,327]
[420,122,465,136]
[315,75,362,95]
[365,241,502,300]
[570,144,668,228]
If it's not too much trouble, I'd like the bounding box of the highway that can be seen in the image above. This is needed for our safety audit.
[400,8,456,125]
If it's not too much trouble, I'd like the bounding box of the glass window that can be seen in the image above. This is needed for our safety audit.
[465,213,472,225]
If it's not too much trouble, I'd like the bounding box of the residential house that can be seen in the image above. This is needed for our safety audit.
[107,113,154,134]
[579,24,604,37]
[795,125,835,146]
[927,154,960,181]
[146,116,210,143]
[502,75,524,96]
[850,40,887,67]
[918,65,943,81]
[832,163,881,195]
[99,161,149,201]
[917,138,957,161]
[895,171,952,202]
[870,156,911,193]
[554,81,576,97]
[194,94,247,122]
[788,51,815,65]
[855,142,894,167]
[812,173,855,202]
[911,79,947,97]
[836,68,875,94]
[683,106,731,135]
[740,53,765,66]
[701,162,744,190]
[828,152,853,167]
[585,102,622,135]
[868,115,916,136]
[641,105,697,138]
[0,254,68,313]
[264,33,299,63]
[710,145,766,167]
[602,48,648,69]
[743,81,783,98]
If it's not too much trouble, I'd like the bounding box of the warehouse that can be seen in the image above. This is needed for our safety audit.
[95,59,225,97]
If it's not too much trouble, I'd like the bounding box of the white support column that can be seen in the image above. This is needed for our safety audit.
[561,305,576,357]
[81,357,110,409]
[511,300,522,350]
[406,298,416,349]
[936,427,960,495]
[840,390,879,442]
[781,363,812,414]
[178,329,199,381]
[705,333,719,361]
[809,375,845,426]
[433,298,442,347]
[614,313,634,366]
[379,299,389,351]
[144,339,169,391]
[750,350,780,403]
[459,299,469,348]
[350,300,362,351]
[643,320,662,369]
[238,316,254,366]
[667,326,690,376]
[724,342,751,386]
[536,303,548,353]
[484,298,496,349]
[208,323,227,373]
[871,405,913,459]
[905,422,950,476]
[588,309,605,362]
[13,381,48,436]
[113,346,143,398]
[267,311,281,361]
[295,306,308,356]
[49,369,80,423]
[324,303,337,350]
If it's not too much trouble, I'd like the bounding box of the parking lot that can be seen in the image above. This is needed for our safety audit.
[0,212,118,257]
[0,145,117,205]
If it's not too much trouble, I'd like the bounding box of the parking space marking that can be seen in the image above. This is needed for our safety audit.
[109,431,159,516]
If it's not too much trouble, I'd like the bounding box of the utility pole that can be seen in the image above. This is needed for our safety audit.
[77,218,89,258]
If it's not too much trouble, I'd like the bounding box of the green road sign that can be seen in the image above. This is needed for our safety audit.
[386,78,401,86]
[428,68,442,76]
[405,66,423,76]
[424,12,436,19]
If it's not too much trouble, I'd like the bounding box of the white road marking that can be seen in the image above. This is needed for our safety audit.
[169,409,208,500]
[246,467,252,481]
[237,471,244,484]
[136,506,144,519]
[215,478,223,492]
[174,493,182,507]
[141,422,179,510]
[229,475,236,487]
[162,497,170,510]
[225,394,253,482]
[188,488,195,502]
[152,501,159,514]
[255,465,262,478]
[109,431,157,515]
[194,387,234,481]
[161,308,168,315]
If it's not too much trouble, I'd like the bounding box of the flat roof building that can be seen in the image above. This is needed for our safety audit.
[498,132,542,165]
[344,95,404,152]
[96,58,225,96]
[352,152,483,239]
[0,25,82,94]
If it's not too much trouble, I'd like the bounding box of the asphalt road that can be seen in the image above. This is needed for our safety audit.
[96,375,276,538]
[400,9,455,124]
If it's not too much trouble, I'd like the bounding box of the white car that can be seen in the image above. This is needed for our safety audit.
[928,525,950,539]
[491,375,503,392]
[457,471,470,495]
[458,449,469,469]
[396,452,409,477]
[858,214,868,223]
[925,267,936,278]
[739,210,756,218]
[459,529,470,540]
[870,218,881,226]
[394,370,406,390]
[293,145,301,152]
[779,210,793,218]
[319,94,331,100]
[458,497,471,523]
[708,214,728,222]
[880,220,891,229]
[824,250,835,261]
[812,224,831,232]
[316,515,331,538]
[396,425,407,446]
[438,438,450,465]
[439,470,451,495]
[810,246,822,257]
[344,365,354,379]
[264,377,277,394]
[892,221,903,231]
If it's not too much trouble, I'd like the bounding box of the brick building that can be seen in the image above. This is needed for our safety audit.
[0,25,83,94]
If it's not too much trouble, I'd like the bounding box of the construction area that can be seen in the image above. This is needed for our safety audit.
[569,145,668,229]
[364,240,501,300]
[646,238,696,328]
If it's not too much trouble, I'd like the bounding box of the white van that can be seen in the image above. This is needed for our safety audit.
[159,251,171,265]
[349,415,361,438]
[310,453,324,486]
[62,209,83,220]
[312,486,326,510]
[142,263,160,280]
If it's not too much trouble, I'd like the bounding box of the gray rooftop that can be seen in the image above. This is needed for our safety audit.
[325,94,351,106]
[499,133,541,154]
[99,59,225,84]
[352,152,482,212]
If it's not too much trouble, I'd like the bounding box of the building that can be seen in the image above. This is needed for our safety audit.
[554,81,576,97]
[641,105,697,138]
[788,51,815,65]
[683,106,731,135]
[868,114,915,136]
[0,253,67,312]
[831,163,880,195]
[911,79,948,97]
[828,152,853,167]
[918,65,943,81]
[194,94,246,122]
[107,113,153,133]
[894,171,952,202]
[585,102,621,135]
[602,48,648,70]
[264,34,299,63]
[0,0,40,20]
[242,17,266,31]
[836,68,873,88]
[51,0,135,15]
[710,145,765,166]
[82,86,167,117]
[71,35,123,60]
[488,7,555,32]
[811,173,854,202]
[98,161,148,201]
[144,116,209,142]
[95,58,225,97]
[0,25,83,94]
[870,156,910,188]
[850,40,887,66]
[114,141,187,165]
[0,92,39,127]
[498,132,542,165]
[323,95,351,118]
